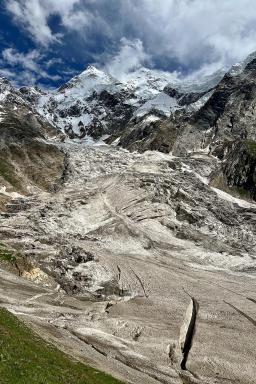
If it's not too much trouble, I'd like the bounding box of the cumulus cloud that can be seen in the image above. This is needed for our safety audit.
[98,0,256,76]
[4,0,256,79]
[135,0,256,72]
[104,38,150,80]
[5,0,90,46]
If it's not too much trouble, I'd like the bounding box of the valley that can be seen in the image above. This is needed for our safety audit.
[0,49,256,384]
[0,140,255,383]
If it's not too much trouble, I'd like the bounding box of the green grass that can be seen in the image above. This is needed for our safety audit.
[0,158,21,189]
[246,140,256,159]
[0,308,124,384]
[0,243,16,264]
[234,186,251,199]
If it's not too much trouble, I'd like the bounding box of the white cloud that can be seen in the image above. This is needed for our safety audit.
[45,58,63,68]
[1,48,61,85]
[104,38,150,80]
[4,0,256,79]
[129,0,256,73]
[0,68,16,79]
[5,0,89,46]
[3,48,41,71]
[6,0,56,46]
[92,0,256,76]
[0,67,37,86]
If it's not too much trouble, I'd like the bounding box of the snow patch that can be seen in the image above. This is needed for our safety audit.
[0,91,9,102]
[0,111,5,122]
[188,90,215,112]
[0,186,23,199]
[143,115,160,123]
[135,92,178,118]
[211,187,256,209]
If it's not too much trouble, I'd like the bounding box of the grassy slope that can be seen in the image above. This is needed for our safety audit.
[0,243,17,264]
[0,308,124,384]
[246,140,256,159]
[0,157,21,190]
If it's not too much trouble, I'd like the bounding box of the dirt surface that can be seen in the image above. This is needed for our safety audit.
[0,141,255,384]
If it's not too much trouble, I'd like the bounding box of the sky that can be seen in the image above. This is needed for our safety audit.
[1,0,256,88]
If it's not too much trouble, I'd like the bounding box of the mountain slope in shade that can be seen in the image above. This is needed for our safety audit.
[0,77,66,198]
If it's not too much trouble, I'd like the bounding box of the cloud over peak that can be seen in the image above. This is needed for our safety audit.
[2,0,256,86]
[104,38,150,80]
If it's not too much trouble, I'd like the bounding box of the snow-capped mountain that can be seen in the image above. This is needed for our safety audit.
[0,77,32,106]
[1,50,256,200]
[30,64,225,140]
[2,50,255,144]
[35,65,135,139]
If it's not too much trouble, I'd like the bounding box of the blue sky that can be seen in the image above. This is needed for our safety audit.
[1,0,256,88]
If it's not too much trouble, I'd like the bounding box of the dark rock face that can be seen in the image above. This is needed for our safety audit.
[163,85,182,99]
[186,64,256,200]
[0,98,66,193]
[221,141,256,199]
[0,140,66,193]
[19,86,44,104]
[86,118,105,139]
[244,57,256,72]
[117,59,256,200]
[191,74,237,131]
[164,84,210,107]
[118,116,182,154]
[60,104,82,118]
[91,90,135,137]
[44,89,135,140]
[137,65,256,199]
[179,91,210,106]
[187,65,256,148]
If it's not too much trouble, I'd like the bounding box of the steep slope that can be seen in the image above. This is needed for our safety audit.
[0,308,123,384]
[0,77,66,200]
[172,59,256,199]
[36,66,136,140]
[114,57,256,200]
[33,65,225,142]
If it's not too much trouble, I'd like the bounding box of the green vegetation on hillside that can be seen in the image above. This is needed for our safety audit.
[246,140,256,158]
[0,308,124,384]
[0,243,16,264]
[0,157,21,189]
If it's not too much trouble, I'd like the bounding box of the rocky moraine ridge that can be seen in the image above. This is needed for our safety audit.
[0,53,255,384]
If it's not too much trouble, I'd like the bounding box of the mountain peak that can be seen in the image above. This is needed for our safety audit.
[85,64,100,72]
[80,65,107,78]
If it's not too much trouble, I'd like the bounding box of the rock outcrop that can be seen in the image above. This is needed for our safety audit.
[0,78,66,195]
